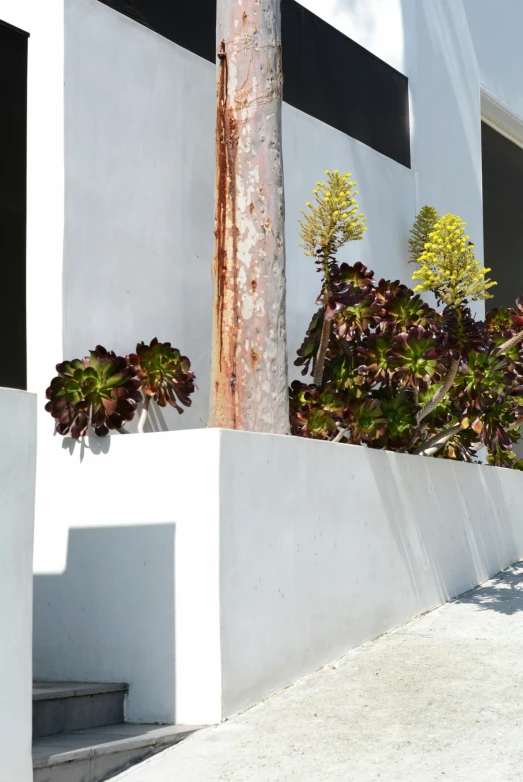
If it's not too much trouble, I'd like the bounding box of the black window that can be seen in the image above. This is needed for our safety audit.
[482,122,523,311]
[0,20,28,389]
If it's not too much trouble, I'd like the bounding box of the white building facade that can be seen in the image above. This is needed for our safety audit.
[1,0,523,768]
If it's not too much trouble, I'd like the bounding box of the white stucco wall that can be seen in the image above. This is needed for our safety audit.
[32,428,523,725]
[31,0,523,727]
[463,0,523,122]
[0,389,37,782]
[33,430,222,725]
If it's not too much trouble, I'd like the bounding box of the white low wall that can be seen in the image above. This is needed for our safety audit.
[0,389,37,782]
[34,428,523,725]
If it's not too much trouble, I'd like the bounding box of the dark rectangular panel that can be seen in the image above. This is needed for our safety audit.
[98,0,411,168]
[99,0,216,63]
[282,1,410,167]
[482,122,523,312]
[0,21,28,390]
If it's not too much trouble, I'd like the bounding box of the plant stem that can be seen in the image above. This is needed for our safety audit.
[492,329,523,357]
[313,312,331,386]
[332,426,349,443]
[417,358,460,425]
[137,394,151,434]
[414,423,462,456]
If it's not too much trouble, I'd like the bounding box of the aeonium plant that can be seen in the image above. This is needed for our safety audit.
[45,346,142,438]
[290,172,523,469]
[129,339,196,433]
[46,340,196,438]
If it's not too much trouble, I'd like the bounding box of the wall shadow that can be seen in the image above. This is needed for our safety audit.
[33,523,176,724]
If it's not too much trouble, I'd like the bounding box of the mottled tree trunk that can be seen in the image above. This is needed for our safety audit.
[209,0,290,434]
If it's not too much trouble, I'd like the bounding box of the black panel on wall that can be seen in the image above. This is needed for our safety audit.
[0,21,28,390]
[482,122,523,312]
[98,0,411,168]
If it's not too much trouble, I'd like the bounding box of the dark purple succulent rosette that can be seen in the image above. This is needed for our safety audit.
[128,338,196,414]
[45,346,141,438]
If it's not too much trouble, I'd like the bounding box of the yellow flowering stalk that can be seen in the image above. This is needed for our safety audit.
[299,170,367,258]
[412,213,496,306]
[299,170,367,386]
[408,205,439,264]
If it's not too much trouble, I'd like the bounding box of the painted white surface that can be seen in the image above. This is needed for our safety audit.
[31,0,523,728]
[33,429,222,725]
[218,430,523,717]
[0,389,37,782]
[33,428,523,725]
[463,0,523,123]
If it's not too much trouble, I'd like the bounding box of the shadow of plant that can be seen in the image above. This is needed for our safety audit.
[455,563,523,615]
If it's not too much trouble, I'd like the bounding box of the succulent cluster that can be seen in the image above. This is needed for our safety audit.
[291,189,523,469]
[129,339,196,413]
[46,340,195,438]
[45,347,142,438]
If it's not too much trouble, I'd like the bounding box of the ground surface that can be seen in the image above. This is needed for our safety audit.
[111,563,523,781]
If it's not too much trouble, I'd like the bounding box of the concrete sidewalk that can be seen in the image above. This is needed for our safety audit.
[111,563,523,782]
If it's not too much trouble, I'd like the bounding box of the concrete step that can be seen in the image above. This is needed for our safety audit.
[32,723,198,782]
[33,681,128,739]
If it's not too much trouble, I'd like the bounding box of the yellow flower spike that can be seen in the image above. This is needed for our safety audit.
[411,212,496,306]
[299,168,367,257]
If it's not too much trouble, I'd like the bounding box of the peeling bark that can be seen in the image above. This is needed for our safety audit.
[209,0,290,434]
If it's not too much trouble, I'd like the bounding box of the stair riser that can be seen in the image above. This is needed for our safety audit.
[33,692,125,739]
[34,746,144,782]
[33,747,155,782]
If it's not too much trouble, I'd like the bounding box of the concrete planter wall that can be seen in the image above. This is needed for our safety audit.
[0,389,37,782]
[33,428,523,726]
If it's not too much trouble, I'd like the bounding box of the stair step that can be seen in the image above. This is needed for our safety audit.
[33,681,128,739]
[32,723,198,782]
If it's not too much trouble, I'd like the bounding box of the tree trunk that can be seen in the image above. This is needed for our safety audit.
[209,0,289,434]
